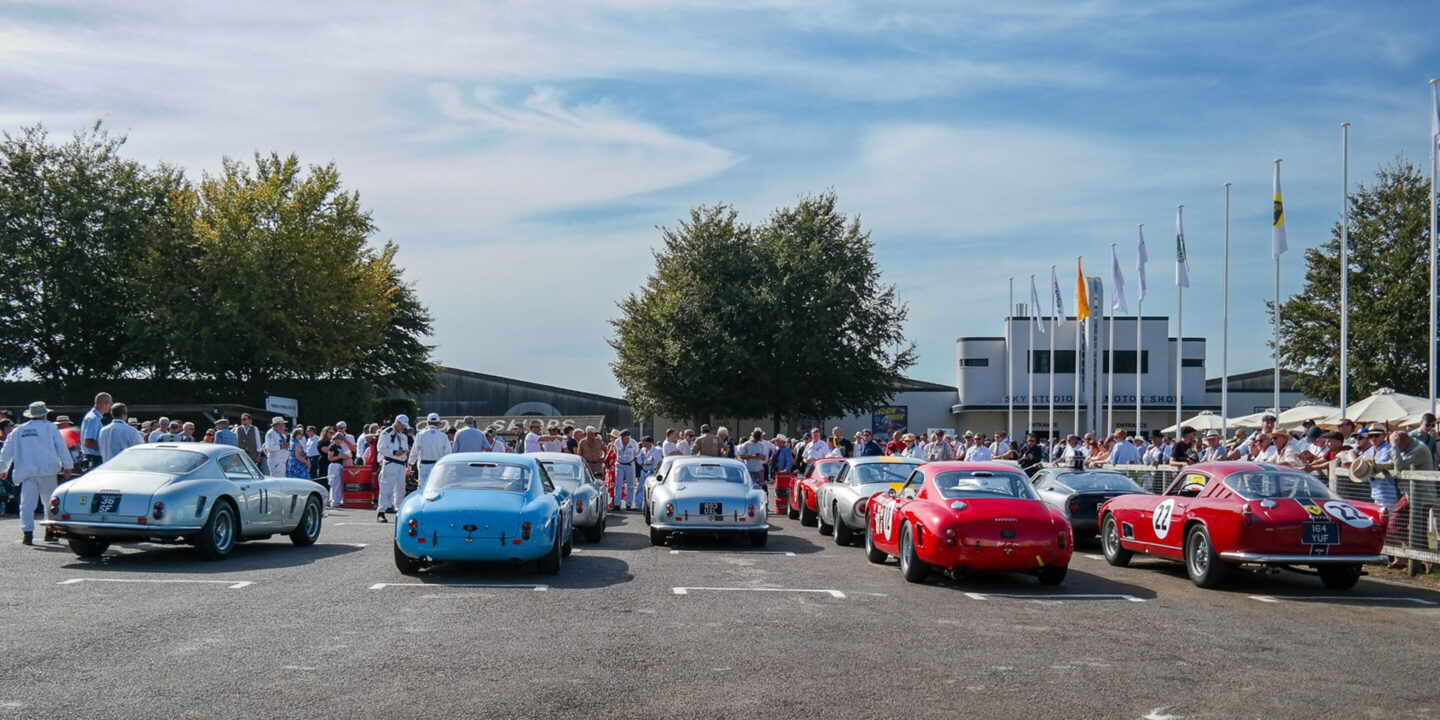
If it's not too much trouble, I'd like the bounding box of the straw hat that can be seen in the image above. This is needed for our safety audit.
[1349,458,1376,482]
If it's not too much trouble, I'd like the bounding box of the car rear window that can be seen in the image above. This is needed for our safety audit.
[539,461,584,487]
[676,464,747,484]
[430,462,531,493]
[102,448,209,475]
[1061,473,1143,493]
[1222,472,1338,500]
[932,470,1036,500]
[852,463,920,485]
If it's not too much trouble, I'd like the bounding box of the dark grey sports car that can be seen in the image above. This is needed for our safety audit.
[1030,468,1146,536]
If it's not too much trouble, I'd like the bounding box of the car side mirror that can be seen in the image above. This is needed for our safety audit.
[886,489,897,498]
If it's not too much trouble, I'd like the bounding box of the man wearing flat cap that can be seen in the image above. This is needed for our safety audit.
[0,402,73,544]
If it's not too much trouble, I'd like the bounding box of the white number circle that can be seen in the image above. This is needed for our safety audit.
[1153,499,1177,539]
[1323,500,1373,528]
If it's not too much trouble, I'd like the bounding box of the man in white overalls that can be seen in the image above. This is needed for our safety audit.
[412,413,452,487]
[375,415,412,523]
[611,430,640,510]
[0,402,74,545]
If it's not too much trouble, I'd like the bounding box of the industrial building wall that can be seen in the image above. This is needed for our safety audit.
[399,367,635,430]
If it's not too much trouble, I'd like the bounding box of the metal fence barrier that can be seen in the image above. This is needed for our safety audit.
[1099,463,1438,575]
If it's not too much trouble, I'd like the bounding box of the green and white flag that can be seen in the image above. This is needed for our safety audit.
[1175,206,1190,288]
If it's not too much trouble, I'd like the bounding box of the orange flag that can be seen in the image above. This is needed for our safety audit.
[1075,259,1091,322]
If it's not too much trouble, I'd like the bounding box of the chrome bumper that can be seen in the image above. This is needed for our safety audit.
[1219,552,1388,565]
[649,522,770,532]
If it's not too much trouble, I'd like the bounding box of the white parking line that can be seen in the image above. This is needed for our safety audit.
[964,592,1145,603]
[332,522,384,526]
[672,587,845,598]
[335,543,368,548]
[1083,554,1105,561]
[58,578,254,589]
[669,550,797,556]
[1249,594,1437,605]
[368,582,548,591]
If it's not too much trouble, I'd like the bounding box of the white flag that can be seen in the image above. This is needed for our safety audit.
[1050,265,1065,326]
[1136,225,1149,302]
[1111,244,1128,314]
[1029,274,1046,334]
[1272,162,1288,259]
[1175,206,1190,289]
[1430,80,1439,167]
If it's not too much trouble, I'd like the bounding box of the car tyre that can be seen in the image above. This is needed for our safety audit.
[289,495,323,547]
[864,527,887,564]
[583,520,605,543]
[196,499,237,561]
[833,507,854,546]
[561,525,573,558]
[1318,564,1362,590]
[749,530,768,547]
[1184,524,1227,588]
[536,526,563,575]
[1037,565,1067,585]
[787,494,800,520]
[649,527,669,547]
[799,494,817,527]
[393,541,422,576]
[817,506,834,536]
[899,522,928,583]
[68,536,109,559]
[1101,514,1132,567]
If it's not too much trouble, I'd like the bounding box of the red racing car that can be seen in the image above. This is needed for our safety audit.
[1099,462,1388,589]
[865,462,1072,585]
[789,458,844,526]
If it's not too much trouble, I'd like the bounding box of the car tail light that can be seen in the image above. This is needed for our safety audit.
[522,521,532,540]
[49,497,59,516]
[944,528,957,546]
[666,503,674,517]
[153,501,165,520]
[1068,502,1081,514]
[1379,506,1390,526]
[408,519,418,537]
[1057,531,1067,549]
[853,499,868,517]
[136,517,147,524]
[576,500,584,514]
[1241,503,1252,527]
[61,514,70,520]
[748,505,755,518]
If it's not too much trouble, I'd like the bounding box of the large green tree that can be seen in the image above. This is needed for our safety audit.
[0,123,185,382]
[1278,158,1431,403]
[609,193,915,429]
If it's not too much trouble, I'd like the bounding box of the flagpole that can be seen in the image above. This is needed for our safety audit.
[1049,264,1057,447]
[1074,256,1082,437]
[1340,123,1351,412]
[1430,79,1438,418]
[1007,276,1014,442]
[1107,242,1116,436]
[1222,183,1231,438]
[1136,224,1144,437]
[1273,159,1283,415]
[1027,274,1035,439]
[1176,205,1184,435]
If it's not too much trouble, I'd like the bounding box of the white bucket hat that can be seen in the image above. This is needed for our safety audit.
[23,401,50,419]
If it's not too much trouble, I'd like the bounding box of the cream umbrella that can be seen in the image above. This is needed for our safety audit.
[1317,388,1434,430]
[1228,408,1277,430]
[1275,402,1341,431]
[1162,410,1228,434]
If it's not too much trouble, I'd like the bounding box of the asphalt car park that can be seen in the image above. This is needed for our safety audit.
[3,507,1439,720]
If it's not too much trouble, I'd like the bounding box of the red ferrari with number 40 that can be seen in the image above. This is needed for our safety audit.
[865,462,1072,585]
[1098,462,1388,589]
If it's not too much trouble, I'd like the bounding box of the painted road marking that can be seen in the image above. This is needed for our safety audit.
[673,587,845,598]
[368,582,548,592]
[59,578,254,589]
[333,522,386,526]
[669,549,797,556]
[1249,594,1437,605]
[1083,554,1104,561]
[964,592,1146,603]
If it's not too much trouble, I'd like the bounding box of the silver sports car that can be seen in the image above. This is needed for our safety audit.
[646,456,769,547]
[816,456,925,546]
[531,452,608,542]
[42,443,327,560]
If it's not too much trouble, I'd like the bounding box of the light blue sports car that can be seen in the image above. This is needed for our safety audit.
[393,453,575,575]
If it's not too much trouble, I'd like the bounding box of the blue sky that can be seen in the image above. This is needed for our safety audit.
[3,1,1437,397]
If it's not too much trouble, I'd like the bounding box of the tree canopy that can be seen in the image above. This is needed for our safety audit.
[0,122,435,393]
[609,192,916,428]
[1278,158,1431,403]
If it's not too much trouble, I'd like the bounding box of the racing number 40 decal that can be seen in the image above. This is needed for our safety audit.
[1153,499,1177,540]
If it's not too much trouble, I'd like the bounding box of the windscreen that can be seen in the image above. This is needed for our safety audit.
[540,461,584,488]
[1061,473,1143,493]
[675,463,747,484]
[852,462,921,485]
[102,449,208,475]
[1222,472,1339,500]
[429,462,531,493]
[932,470,1036,500]
[814,462,844,480]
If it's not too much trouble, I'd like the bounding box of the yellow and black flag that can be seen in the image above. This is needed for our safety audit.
[1272,161,1287,259]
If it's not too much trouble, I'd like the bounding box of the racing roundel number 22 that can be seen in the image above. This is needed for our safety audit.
[1152,499,1177,540]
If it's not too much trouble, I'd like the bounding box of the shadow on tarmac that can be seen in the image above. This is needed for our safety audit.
[59,538,365,573]
[398,554,633,589]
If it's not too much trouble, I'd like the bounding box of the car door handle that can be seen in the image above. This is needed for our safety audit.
[1176,503,1188,509]
[238,485,249,490]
